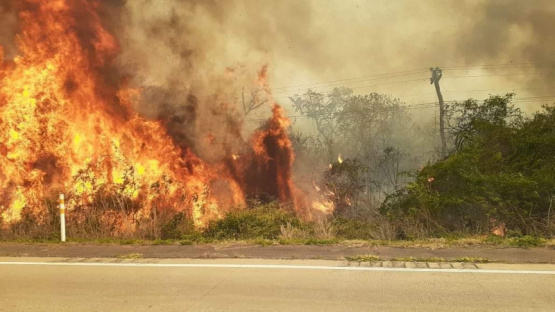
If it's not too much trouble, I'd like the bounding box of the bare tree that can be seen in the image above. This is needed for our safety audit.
[289,87,351,161]
[241,87,269,116]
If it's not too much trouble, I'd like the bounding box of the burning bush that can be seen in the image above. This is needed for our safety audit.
[0,0,314,236]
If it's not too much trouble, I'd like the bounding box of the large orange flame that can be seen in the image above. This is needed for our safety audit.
[0,0,308,229]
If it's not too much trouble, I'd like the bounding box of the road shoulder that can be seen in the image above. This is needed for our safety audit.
[1,242,554,264]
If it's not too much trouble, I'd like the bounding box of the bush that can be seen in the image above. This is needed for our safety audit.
[485,234,505,245]
[203,203,304,240]
[333,218,375,239]
[509,235,545,247]
[382,99,555,237]
[160,212,198,239]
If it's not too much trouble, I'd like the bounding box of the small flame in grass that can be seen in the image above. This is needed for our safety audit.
[337,154,343,164]
[232,153,239,160]
[312,200,334,214]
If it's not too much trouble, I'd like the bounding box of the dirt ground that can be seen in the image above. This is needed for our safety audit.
[1,243,554,263]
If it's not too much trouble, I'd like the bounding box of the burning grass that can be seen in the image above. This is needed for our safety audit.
[2,198,553,249]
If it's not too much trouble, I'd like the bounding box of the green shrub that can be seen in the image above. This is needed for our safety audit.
[160,212,198,240]
[381,99,555,237]
[509,235,545,247]
[203,204,303,240]
[506,229,523,238]
[332,217,375,239]
[485,234,505,245]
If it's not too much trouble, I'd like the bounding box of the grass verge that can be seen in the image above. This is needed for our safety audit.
[116,252,143,259]
[2,204,553,249]
[1,236,553,249]
[346,255,490,263]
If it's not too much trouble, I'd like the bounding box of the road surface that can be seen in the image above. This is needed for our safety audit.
[1,257,554,311]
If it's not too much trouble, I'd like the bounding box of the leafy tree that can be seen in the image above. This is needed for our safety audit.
[291,87,427,216]
[383,95,555,236]
[290,87,352,161]
[446,93,522,153]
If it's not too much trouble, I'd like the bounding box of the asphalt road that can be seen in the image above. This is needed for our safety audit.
[1,258,554,312]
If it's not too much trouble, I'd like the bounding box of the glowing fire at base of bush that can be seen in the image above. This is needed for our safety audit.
[312,200,334,214]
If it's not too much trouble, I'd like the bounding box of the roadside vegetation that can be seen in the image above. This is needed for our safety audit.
[1,201,553,248]
[345,255,490,263]
[1,92,554,246]
[383,95,555,238]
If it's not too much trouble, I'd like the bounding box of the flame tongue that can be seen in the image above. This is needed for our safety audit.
[0,0,307,227]
[247,105,298,207]
[0,0,223,225]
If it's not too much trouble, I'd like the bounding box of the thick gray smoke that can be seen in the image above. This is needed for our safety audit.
[108,0,328,162]
[110,0,555,120]
[0,1,17,59]
[457,0,555,63]
[2,0,554,159]
[454,0,555,86]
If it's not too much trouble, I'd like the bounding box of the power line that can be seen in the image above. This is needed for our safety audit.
[244,101,439,122]
[267,62,555,94]
[270,71,553,101]
[443,87,551,94]
[244,94,555,123]
[225,62,555,100]
[269,78,428,101]
[399,87,555,98]
[234,71,555,103]
[228,63,555,117]
[444,72,555,79]
[270,68,428,91]
[441,62,555,70]
[239,75,429,99]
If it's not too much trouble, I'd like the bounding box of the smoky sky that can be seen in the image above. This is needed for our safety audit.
[2,0,555,114]
[456,0,555,66]
[0,1,17,58]
[110,0,555,118]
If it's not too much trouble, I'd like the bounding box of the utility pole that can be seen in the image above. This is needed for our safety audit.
[430,67,447,158]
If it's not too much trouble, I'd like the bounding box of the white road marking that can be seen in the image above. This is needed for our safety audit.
[0,261,554,275]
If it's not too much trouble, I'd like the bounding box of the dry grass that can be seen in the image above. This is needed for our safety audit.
[313,219,335,239]
[279,222,306,239]
[116,252,143,259]
[391,256,490,263]
[2,194,554,249]
[347,255,490,263]
[345,254,382,262]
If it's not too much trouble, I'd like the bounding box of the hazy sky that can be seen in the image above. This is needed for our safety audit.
[241,0,555,114]
[2,0,554,118]
[112,0,555,117]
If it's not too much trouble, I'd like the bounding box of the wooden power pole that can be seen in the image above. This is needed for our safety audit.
[430,67,447,158]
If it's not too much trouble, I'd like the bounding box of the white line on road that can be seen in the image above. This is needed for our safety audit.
[1,261,554,275]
